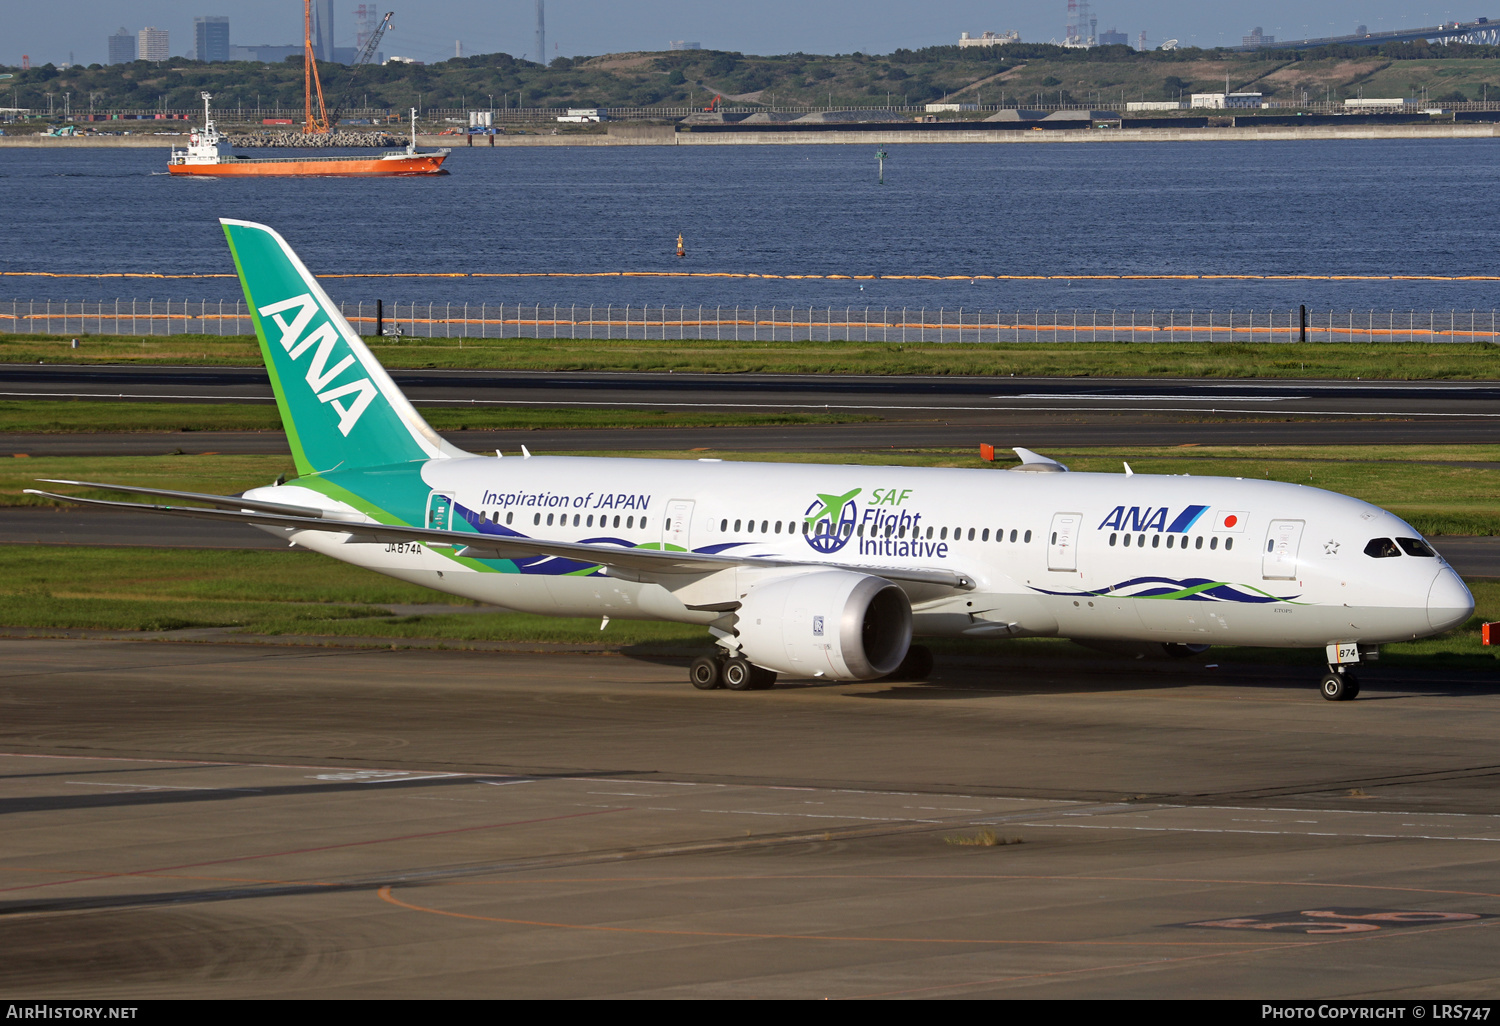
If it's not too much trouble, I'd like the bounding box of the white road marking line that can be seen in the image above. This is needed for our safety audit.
[1012,822,1500,842]
[701,809,941,823]
[6,391,1491,419]
[1011,394,1301,402]
[64,781,262,792]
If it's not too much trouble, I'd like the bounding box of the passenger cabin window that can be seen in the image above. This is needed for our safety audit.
[1365,537,1402,558]
[1024,530,1032,543]
[1398,537,1436,557]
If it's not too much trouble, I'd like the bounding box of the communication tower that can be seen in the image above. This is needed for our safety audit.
[355,4,376,51]
[535,0,546,66]
[1065,0,1094,46]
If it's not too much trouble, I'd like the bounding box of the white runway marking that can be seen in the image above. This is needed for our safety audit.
[0,391,1496,418]
[1010,394,1303,402]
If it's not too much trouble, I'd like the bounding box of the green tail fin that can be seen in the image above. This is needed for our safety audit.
[221,218,464,476]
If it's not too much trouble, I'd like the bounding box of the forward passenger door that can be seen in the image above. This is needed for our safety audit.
[1263,519,1304,580]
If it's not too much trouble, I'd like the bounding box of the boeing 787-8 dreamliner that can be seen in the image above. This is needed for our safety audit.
[31,220,1475,701]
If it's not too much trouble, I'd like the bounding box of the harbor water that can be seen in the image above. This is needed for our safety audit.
[3,138,1500,315]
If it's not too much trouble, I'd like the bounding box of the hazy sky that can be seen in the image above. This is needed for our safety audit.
[4,2,1482,68]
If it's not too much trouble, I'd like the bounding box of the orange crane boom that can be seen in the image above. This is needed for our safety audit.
[303,0,330,133]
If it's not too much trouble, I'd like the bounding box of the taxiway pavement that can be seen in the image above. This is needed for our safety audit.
[1,641,1497,998]
[4,366,1500,452]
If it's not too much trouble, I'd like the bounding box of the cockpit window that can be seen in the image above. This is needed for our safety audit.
[1364,538,1401,558]
[1397,537,1436,557]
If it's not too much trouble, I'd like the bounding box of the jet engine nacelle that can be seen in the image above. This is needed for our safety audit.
[734,571,912,681]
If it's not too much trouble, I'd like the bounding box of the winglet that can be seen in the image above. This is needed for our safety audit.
[1010,447,1070,473]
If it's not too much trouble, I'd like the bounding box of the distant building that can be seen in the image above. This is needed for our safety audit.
[925,102,979,111]
[194,17,230,63]
[958,30,1020,47]
[229,44,301,62]
[107,27,137,65]
[138,27,170,62]
[313,0,335,61]
[1098,27,1129,46]
[669,40,702,50]
[1127,100,1185,110]
[1191,92,1263,109]
[1242,26,1275,46]
[1345,97,1414,108]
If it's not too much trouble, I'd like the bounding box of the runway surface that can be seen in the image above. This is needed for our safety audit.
[4,365,1500,451]
[2,640,1498,998]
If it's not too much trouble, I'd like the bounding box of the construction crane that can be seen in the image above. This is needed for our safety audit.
[302,0,330,134]
[324,11,395,131]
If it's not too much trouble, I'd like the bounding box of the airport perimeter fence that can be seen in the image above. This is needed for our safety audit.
[6,299,1500,344]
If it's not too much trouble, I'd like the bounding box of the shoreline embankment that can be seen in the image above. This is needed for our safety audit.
[3,122,1498,148]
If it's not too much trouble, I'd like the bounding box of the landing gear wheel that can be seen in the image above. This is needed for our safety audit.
[689,655,722,691]
[748,665,778,690]
[722,657,757,691]
[1320,671,1357,701]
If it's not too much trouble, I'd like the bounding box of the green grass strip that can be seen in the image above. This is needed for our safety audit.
[3,334,1498,379]
[0,399,873,434]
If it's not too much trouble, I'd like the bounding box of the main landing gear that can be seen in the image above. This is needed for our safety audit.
[689,653,776,691]
[1320,666,1360,702]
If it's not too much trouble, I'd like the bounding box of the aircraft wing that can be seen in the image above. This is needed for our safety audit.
[27,486,974,590]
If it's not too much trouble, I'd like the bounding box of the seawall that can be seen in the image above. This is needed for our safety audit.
[4,122,1498,148]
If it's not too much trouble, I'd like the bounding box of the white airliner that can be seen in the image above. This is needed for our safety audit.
[32,220,1475,701]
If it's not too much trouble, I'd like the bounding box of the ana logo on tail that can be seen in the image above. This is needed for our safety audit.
[258,294,378,436]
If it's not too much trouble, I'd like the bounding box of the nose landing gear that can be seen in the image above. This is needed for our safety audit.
[1320,666,1360,701]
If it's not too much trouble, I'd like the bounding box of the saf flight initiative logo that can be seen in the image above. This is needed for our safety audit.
[802,488,860,554]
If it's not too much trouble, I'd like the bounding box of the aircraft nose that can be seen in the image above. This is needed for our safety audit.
[1428,567,1475,633]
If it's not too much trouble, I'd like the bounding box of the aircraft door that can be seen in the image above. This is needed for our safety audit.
[426,492,454,531]
[1263,519,1304,579]
[662,499,695,550]
[1047,512,1082,571]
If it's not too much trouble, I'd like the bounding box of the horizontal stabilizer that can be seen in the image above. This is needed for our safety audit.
[35,479,328,518]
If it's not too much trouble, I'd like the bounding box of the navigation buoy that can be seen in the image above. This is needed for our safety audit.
[676,232,686,258]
